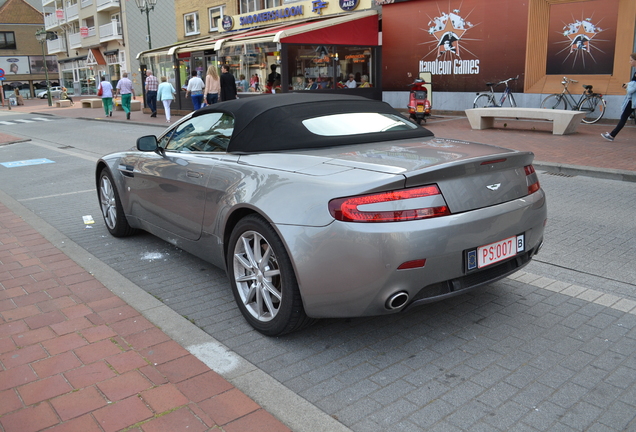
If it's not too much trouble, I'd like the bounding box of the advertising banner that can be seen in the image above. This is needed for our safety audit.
[381,0,620,92]
[545,0,618,75]
[0,56,31,75]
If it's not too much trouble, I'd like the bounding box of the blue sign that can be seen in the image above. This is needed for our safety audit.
[221,15,234,31]
[0,159,55,168]
[0,68,5,78]
[340,0,359,11]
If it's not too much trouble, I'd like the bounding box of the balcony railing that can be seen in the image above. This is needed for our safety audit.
[65,3,79,21]
[96,0,119,11]
[44,13,60,30]
[98,21,122,42]
[81,0,93,8]
[69,32,81,49]
[46,38,67,54]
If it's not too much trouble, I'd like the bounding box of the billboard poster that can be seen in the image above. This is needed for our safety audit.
[381,0,528,92]
[29,56,59,74]
[545,0,618,75]
[0,56,31,75]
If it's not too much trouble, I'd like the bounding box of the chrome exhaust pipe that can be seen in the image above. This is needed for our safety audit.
[386,291,409,310]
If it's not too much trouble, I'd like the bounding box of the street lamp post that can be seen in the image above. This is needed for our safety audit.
[35,28,52,107]
[135,0,157,50]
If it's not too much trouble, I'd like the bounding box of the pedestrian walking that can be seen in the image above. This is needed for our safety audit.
[220,65,237,101]
[185,70,205,110]
[602,52,636,142]
[115,72,135,120]
[98,76,114,117]
[157,76,176,123]
[204,65,220,105]
[145,70,158,118]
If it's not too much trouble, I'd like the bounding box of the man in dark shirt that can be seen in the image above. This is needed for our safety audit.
[267,64,281,87]
[220,65,237,101]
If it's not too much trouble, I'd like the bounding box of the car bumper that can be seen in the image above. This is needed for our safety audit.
[277,190,547,318]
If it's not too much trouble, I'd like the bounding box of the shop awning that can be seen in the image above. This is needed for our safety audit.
[136,10,379,59]
[216,10,378,51]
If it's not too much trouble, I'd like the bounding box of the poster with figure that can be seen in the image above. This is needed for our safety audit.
[545,0,618,75]
[0,56,31,75]
[29,56,59,74]
[381,0,527,92]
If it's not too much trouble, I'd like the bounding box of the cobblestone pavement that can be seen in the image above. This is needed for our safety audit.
[1,104,635,431]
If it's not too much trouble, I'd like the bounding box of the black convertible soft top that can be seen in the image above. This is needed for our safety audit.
[193,93,434,153]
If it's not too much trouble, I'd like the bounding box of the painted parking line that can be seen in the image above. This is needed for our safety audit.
[0,158,55,168]
[509,271,636,314]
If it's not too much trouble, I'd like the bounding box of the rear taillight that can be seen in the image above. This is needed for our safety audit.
[328,185,450,223]
[524,165,541,194]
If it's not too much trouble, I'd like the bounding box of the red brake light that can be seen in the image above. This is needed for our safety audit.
[524,165,541,194]
[329,185,450,223]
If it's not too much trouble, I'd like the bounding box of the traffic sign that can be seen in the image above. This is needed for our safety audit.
[0,68,5,78]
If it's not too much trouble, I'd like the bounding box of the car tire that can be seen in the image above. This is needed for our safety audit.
[227,214,313,336]
[98,168,136,237]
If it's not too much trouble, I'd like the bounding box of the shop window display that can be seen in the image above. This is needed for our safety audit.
[218,41,278,93]
[286,45,373,90]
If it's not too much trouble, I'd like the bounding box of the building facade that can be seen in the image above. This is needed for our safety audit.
[380,0,636,118]
[0,0,58,99]
[41,0,176,96]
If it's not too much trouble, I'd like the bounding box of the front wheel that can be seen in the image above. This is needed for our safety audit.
[98,168,136,237]
[578,95,605,124]
[227,214,313,336]
[473,94,494,108]
[540,94,566,110]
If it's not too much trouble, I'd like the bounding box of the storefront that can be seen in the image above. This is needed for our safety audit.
[138,3,380,112]
[380,0,636,117]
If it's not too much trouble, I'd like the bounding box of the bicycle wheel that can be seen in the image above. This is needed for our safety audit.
[473,94,495,108]
[577,95,605,124]
[540,94,566,110]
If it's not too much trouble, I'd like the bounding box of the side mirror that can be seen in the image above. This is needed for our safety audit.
[137,135,158,152]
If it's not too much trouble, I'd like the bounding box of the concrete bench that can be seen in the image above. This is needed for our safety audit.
[465,107,587,135]
[114,99,141,111]
[55,99,72,108]
[81,98,103,108]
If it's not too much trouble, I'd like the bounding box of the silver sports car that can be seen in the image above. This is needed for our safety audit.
[96,94,547,336]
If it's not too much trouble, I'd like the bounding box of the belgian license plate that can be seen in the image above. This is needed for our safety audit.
[467,234,524,271]
[416,105,424,112]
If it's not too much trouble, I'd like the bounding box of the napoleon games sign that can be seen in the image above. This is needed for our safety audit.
[418,6,480,76]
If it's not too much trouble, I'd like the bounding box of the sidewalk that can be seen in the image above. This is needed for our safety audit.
[0,201,291,432]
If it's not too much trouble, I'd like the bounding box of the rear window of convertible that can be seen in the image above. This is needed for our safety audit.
[302,113,417,136]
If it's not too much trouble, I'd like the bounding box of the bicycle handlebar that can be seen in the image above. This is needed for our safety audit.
[495,75,519,86]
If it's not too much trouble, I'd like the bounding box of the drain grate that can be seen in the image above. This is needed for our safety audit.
[542,171,576,178]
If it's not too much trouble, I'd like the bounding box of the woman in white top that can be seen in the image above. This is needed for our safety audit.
[157,76,176,123]
[99,76,114,117]
[205,66,220,105]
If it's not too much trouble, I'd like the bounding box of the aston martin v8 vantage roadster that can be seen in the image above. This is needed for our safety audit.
[96,93,547,336]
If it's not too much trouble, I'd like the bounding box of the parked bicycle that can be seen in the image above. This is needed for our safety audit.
[540,77,606,124]
[473,76,519,108]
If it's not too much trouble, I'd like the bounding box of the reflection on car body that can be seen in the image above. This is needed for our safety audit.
[95,94,547,336]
